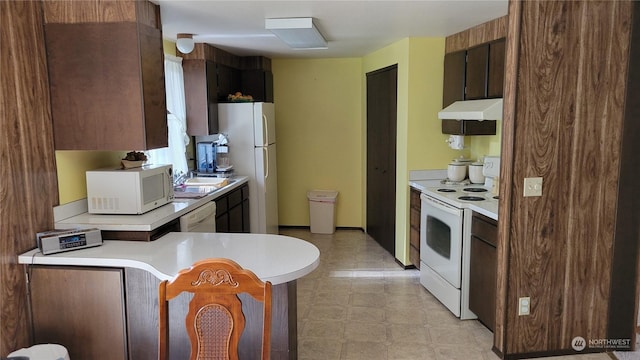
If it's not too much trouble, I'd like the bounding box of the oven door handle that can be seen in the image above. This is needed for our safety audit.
[420,193,461,216]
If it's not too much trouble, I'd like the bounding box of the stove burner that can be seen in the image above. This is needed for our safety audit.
[463,187,488,193]
[458,196,485,202]
[437,189,456,193]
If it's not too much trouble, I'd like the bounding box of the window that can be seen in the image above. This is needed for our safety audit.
[146,54,189,179]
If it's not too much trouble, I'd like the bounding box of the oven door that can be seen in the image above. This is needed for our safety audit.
[420,194,463,288]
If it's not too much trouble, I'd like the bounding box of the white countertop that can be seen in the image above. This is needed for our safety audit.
[55,176,249,232]
[410,179,499,220]
[19,232,320,285]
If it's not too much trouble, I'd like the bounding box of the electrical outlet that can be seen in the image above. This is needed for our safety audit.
[523,177,543,197]
[518,297,531,316]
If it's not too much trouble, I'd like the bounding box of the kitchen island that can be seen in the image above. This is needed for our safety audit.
[19,232,320,360]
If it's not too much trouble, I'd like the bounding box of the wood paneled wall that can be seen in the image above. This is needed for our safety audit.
[496,0,636,357]
[445,16,508,53]
[0,1,59,356]
[43,0,160,28]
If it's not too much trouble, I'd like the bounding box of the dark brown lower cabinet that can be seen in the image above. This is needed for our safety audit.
[469,212,498,332]
[409,187,421,268]
[29,266,127,360]
[216,183,250,233]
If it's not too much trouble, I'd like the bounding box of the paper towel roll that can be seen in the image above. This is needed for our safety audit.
[446,135,465,150]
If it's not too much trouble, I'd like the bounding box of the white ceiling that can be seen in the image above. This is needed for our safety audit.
[156,0,509,59]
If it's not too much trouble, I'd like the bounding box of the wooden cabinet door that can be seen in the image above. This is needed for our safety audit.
[242,198,251,232]
[469,235,497,332]
[30,266,127,360]
[46,22,166,150]
[442,50,466,107]
[409,188,421,268]
[138,23,169,150]
[487,38,506,98]
[214,185,250,233]
[216,213,230,232]
[469,212,498,331]
[44,1,167,151]
[216,63,241,101]
[241,70,274,102]
[184,60,220,136]
[228,203,244,232]
[206,61,220,134]
[465,44,489,100]
[242,185,251,232]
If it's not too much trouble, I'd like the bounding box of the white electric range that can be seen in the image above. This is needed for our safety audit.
[409,158,500,320]
[417,181,498,221]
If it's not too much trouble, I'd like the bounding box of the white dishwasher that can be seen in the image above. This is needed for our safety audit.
[179,201,216,232]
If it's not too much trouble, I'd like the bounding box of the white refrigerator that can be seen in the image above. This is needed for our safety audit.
[218,102,278,234]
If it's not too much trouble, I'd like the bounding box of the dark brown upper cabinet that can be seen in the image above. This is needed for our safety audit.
[43,1,167,151]
[465,44,489,100]
[487,39,506,98]
[183,60,220,136]
[441,38,505,136]
[181,46,272,136]
[242,70,274,103]
[216,63,242,102]
[466,38,506,100]
[442,50,467,108]
[239,56,273,103]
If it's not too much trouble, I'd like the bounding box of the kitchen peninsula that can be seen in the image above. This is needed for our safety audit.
[18,232,320,360]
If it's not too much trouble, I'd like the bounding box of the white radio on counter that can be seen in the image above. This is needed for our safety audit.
[37,228,103,255]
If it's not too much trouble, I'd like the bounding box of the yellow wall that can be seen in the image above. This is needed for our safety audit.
[468,123,502,160]
[270,38,458,265]
[56,151,124,204]
[406,38,471,170]
[272,58,363,227]
[163,39,176,56]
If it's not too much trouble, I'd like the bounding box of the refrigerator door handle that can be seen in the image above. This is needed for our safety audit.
[263,147,269,179]
[262,114,269,145]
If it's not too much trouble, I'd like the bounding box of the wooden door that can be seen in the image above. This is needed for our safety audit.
[366,65,397,256]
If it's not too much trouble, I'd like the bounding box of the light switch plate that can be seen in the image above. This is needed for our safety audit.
[523,177,543,197]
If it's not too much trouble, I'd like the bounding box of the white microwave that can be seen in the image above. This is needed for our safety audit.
[86,164,175,214]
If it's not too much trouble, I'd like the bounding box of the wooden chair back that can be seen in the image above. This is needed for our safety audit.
[158,258,272,360]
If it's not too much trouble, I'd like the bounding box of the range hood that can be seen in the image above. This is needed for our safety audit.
[438,98,503,120]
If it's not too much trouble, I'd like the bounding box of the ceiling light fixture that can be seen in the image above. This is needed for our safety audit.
[176,33,195,54]
[265,18,327,50]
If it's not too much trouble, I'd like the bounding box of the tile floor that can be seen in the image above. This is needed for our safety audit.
[280,228,617,360]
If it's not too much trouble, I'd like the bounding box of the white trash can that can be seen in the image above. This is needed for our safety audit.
[307,190,338,234]
[8,344,70,360]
